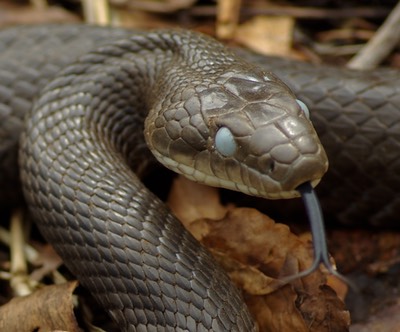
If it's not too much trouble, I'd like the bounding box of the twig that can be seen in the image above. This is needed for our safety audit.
[0,226,38,263]
[82,0,110,25]
[10,210,35,296]
[347,1,400,69]
[216,0,242,39]
[30,0,48,9]
[190,5,390,19]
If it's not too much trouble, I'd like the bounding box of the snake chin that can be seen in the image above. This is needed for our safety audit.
[152,150,322,200]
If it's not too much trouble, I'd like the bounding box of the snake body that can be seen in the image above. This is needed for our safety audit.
[1,25,329,331]
[0,24,396,330]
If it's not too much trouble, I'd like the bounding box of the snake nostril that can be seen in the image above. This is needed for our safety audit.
[259,156,276,175]
[268,160,275,173]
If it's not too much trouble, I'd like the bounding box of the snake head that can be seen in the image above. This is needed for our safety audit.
[145,64,328,199]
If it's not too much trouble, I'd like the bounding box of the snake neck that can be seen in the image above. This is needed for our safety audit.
[50,29,237,174]
[19,29,256,330]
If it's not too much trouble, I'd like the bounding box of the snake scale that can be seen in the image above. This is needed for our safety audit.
[0,24,397,330]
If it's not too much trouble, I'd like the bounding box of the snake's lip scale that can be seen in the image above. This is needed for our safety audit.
[279,178,322,199]
[156,150,322,200]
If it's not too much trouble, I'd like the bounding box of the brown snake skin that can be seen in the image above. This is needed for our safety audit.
[0,24,398,330]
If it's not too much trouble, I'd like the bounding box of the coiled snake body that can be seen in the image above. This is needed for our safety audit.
[0,24,396,330]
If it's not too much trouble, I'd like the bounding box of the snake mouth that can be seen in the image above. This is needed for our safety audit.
[152,148,325,200]
[278,177,322,199]
[296,178,321,195]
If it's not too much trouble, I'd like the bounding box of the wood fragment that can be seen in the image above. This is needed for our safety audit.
[216,0,242,39]
[348,2,400,69]
[235,16,294,56]
[82,0,110,25]
[10,210,35,297]
[190,5,390,20]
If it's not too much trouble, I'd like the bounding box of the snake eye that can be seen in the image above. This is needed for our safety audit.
[215,126,237,157]
[296,99,310,119]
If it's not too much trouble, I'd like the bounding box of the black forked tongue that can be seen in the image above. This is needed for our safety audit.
[282,182,355,288]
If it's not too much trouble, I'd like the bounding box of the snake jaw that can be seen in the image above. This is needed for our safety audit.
[151,147,325,200]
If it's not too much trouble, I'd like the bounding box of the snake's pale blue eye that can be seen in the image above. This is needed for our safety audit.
[215,126,237,157]
[296,99,310,119]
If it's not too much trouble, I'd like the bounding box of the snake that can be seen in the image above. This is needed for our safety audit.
[0,24,395,330]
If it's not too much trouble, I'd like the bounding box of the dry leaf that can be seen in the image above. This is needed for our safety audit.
[0,281,81,332]
[235,16,294,56]
[168,176,229,224]
[168,176,350,332]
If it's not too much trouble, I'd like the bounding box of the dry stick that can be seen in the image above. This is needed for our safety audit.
[347,1,400,69]
[124,0,197,13]
[82,0,110,25]
[30,0,48,9]
[190,5,389,19]
[216,0,242,39]
[10,210,33,296]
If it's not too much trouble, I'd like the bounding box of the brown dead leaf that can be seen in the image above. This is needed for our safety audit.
[235,16,294,56]
[168,176,229,224]
[0,281,80,332]
[168,176,350,332]
[195,209,349,331]
[245,286,309,331]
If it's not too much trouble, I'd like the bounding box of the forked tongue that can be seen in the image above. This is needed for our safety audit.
[281,182,354,288]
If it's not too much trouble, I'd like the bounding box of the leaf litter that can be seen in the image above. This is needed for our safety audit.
[168,176,350,332]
